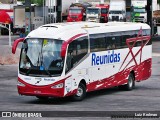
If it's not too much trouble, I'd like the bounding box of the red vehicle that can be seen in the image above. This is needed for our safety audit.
[96,4,109,23]
[67,3,92,22]
[67,6,85,22]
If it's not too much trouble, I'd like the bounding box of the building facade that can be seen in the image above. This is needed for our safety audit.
[0,0,17,4]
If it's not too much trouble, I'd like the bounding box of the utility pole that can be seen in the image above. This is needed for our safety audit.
[147,0,153,35]
[25,0,31,35]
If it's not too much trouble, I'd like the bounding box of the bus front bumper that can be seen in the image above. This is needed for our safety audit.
[17,77,65,97]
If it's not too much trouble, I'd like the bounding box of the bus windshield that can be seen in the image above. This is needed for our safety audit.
[87,8,99,14]
[19,38,64,77]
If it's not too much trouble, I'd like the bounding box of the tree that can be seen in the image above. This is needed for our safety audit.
[31,0,43,6]
[158,0,160,4]
[17,0,44,6]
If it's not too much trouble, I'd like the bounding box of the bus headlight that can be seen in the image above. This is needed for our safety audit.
[51,83,63,89]
[17,81,25,87]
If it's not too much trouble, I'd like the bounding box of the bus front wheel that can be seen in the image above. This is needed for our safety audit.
[72,82,86,101]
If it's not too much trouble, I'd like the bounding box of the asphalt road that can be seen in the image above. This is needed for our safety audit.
[0,36,160,120]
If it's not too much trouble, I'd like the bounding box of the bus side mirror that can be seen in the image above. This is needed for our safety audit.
[61,41,68,58]
[12,38,25,54]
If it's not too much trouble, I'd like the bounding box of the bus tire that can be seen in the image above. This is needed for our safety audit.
[119,73,135,91]
[36,96,49,100]
[72,82,86,101]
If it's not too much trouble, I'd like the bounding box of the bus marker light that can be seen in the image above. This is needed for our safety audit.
[17,81,25,87]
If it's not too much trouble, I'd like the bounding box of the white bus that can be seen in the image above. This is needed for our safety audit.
[12,22,152,101]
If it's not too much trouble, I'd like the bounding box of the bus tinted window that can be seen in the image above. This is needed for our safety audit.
[145,29,150,36]
[90,33,106,52]
[89,29,151,52]
[66,37,88,73]
[144,29,152,45]
[122,34,130,48]
[147,37,152,45]
[106,32,122,49]
[106,36,116,50]
[121,31,138,48]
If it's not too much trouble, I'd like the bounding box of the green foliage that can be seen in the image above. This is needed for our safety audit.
[17,0,44,6]
[158,0,160,4]
[31,0,44,6]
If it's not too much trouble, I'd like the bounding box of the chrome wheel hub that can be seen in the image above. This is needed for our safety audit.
[76,87,83,97]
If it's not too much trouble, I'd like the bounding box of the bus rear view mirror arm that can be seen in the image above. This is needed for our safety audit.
[12,38,25,54]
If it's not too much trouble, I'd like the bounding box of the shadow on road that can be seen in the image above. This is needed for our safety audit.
[25,87,134,105]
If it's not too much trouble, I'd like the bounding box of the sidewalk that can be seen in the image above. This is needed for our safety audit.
[0,45,20,65]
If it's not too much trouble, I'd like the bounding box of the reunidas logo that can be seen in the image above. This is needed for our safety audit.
[92,51,121,66]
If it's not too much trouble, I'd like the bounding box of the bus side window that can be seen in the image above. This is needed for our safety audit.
[90,33,106,52]
[121,31,131,48]
[130,31,137,38]
[146,29,151,36]
[135,29,151,46]
[106,36,116,50]
[142,29,150,36]
[146,29,152,45]
[112,32,122,49]
[105,32,120,50]
[72,37,88,67]
[114,36,121,49]
[134,30,141,47]
[65,42,74,73]
[65,37,88,73]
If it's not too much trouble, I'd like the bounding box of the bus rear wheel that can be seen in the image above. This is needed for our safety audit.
[119,73,135,91]
[72,82,86,101]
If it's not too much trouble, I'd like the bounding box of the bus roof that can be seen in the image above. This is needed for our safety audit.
[27,22,150,41]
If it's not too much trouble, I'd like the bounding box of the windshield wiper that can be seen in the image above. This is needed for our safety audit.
[26,52,41,76]
[40,53,52,77]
